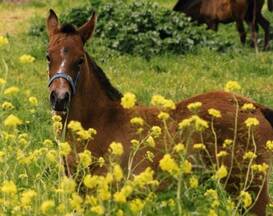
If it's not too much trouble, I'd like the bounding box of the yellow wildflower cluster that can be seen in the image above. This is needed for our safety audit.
[224,80,241,92]
[130,117,144,126]
[208,108,222,118]
[121,92,136,109]
[181,159,192,174]
[1,180,17,194]
[157,111,170,120]
[2,101,14,110]
[178,115,209,131]
[151,94,176,110]
[240,191,252,208]
[150,126,162,138]
[265,140,273,151]
[79,150,92,168]
[4,86,19,95]
[213,165,228,180]
[173,143,185,153]
[159,154,179,176]
[189,176,198,188]
[109,142,124,156]
[193,143,206,150]
[187,102,202,112]
[0,36,9,46]
[244,117,259,128]
[216,150,228,158]
[251,163,269,174]
[243,151,257,160]
[223,139,233,148]
[241,103,256,111]
[19,54,35,64]
[0,78,7,85]
[4,114,22,128]
[28,96,38,106]
[68,120,97,141]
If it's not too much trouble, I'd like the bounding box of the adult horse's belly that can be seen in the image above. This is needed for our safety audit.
[200,0,232,21]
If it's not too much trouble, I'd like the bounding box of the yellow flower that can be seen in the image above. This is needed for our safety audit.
[68,120,83,132]
[43,139,53,147]
[0,78,6,85]
[213,165,228,180]
[76,128,96,141]
[216,151,228,158]
[91,205,105,215]
[19,54,35,64]
[59,142,71,156]
[145,151,155,162]
[1,101,14,110]
[52,115,62,122]
[98,157,105,167]
[46,150,57,163]
[1,180,17,194]
[133,167,154,187]
[0,36,9,46]
[83,175,99,189]
[40,200,55,214]
[208,209,217,216]
[243,151,257,160]
[151,95,176,110]
[114,191,127,203]
[146,136,156,147]
[129,198,145,214]
[179,115,208,131]
[60,177,76,193]
[244,117,259,128]
[205,189,218,200]
[173,143,185,153]
[69,193,83,211]
[265,140,273,151]
[187,102,202,112]
[109,142,124,156]
[224,80,241,92]
[79,150,92,168]
[116,209,124,216]
[28,96,38,106]
[241,103,256,111]
[150,126,162,138]
[159,154,179,175]
[121,92,136,109]
[208,108,222,118]
[130,117,144,126]
[251,163,269,174]
[4,114,22,128]
[181,159,192,174]
[193,143,206,150]
[240,191,252,208]
[223,139,233,148]
[113,164,123,182]
[4,86,19,95]
[157,111,170,120]
[21,190,37,206]
[189,176,198,188]
[0,151,5,162]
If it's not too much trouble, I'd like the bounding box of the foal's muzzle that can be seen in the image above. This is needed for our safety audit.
[50,90,71,112]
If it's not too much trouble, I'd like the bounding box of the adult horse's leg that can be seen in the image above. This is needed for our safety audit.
[236,20,246,45]
[256,12,270,50]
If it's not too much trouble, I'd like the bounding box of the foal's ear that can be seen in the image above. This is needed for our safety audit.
[78,12,97,44]
[47,9,59,37]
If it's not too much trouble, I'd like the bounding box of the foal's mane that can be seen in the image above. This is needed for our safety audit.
[86,53,123,101]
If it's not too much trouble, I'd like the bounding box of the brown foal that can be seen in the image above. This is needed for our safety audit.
[46,10,272,215]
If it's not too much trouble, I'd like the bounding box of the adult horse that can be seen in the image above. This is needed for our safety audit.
[46,10,273,215]
[173,0,273,49]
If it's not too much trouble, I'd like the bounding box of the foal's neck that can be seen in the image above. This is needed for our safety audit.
[68,53,123,129]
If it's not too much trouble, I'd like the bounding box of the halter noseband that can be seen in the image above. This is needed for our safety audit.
[48,71,80,95]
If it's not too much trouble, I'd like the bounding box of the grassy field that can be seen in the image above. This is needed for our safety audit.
[0,0,273,215]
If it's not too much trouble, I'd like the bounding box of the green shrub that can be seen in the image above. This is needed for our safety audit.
[29,0,233,58]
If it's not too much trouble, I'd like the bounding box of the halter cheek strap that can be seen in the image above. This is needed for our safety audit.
[48,71,80,95]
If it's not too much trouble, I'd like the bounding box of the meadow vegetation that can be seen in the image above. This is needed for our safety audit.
[0,0,273,215]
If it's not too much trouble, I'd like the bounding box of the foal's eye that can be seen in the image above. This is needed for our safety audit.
[77,57,84,65]
[46,54,51,62]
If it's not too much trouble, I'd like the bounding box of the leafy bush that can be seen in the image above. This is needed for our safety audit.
[29,0,233,58]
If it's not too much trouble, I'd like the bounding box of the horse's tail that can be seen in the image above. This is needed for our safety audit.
[268,0,273,12]
[260,106,273,129]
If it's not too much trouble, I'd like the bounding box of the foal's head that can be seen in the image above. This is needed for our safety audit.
[46,9,96,112]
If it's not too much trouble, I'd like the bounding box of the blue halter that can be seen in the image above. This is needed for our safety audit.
[48,71,80,95]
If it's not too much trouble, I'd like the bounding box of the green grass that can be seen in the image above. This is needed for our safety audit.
[0,0,273,215]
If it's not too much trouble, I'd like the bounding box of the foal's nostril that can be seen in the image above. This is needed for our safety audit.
[50,91,70,111]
